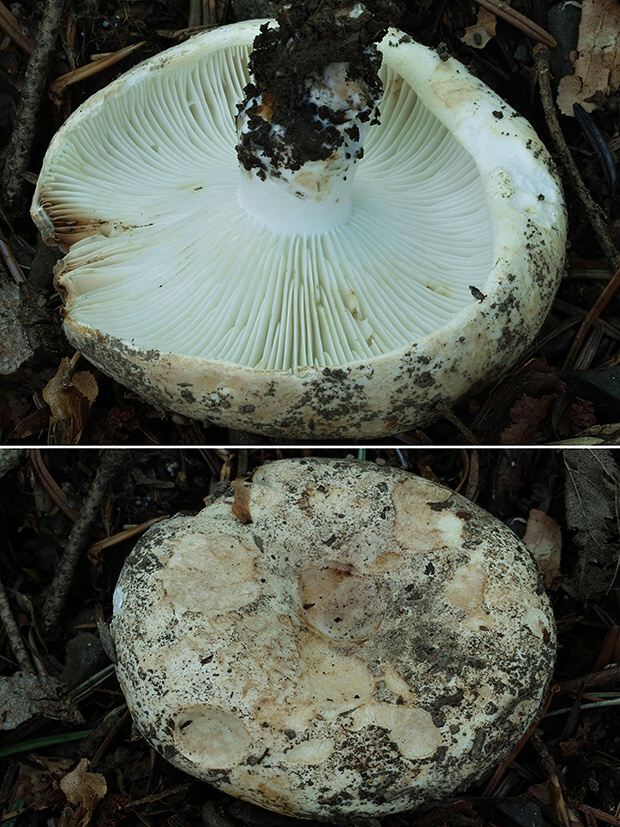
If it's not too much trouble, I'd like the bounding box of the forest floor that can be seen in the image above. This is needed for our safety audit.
[0,1,619,444]
[0,448,619,827]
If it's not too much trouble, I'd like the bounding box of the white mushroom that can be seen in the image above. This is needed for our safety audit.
[32,16,567,439]
[111,457,556,820]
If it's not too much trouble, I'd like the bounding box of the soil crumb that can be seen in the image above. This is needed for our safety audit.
[236,0,402,175]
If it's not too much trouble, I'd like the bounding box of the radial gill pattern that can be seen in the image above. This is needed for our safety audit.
[46,35,494,372]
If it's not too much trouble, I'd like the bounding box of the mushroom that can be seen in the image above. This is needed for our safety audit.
[32,11,567,439]
[111,456,556,820]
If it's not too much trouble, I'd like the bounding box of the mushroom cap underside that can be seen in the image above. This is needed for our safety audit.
[111,457,556,820]
[33,21,567,438]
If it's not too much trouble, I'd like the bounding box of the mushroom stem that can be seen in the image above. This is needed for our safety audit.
[235,0,399,234]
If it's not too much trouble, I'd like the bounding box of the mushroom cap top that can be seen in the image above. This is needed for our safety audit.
[31,21,566,437]
[111,457,556,820]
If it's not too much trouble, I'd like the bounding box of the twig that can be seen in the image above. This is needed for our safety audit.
[48,41,145,107]
[562,265,620,370]
[577,806,620,827]
[0,2,34,55]
[127,783,193,809]
[545,696,620,718]
[433,403,479,444]
[42,450,128,636]
[70,663,116,703]
[87,517,166,560]
[1,0,67,216]
[29,448,79,522]
[454,449,470,493]
[90,708,131,768]
[530,730,578,827]
[556,663,620,697]
[478,0,556,48]
[0,229,27,284]
[533,44,620,272]
[0,575,34,673]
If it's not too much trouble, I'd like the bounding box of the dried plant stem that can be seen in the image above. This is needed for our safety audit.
[1,0,67,216]
[563,264,620,370]
[0,2,34,55]
[557,663,620,697]
[479,0,556,47]
[529,730,578,827]
[0,575,34,672]
[29,448,79,522]
[42,450,127,636]
[533,44,620,272]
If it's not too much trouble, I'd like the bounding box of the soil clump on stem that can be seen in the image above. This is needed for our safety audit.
[236,0,402,174]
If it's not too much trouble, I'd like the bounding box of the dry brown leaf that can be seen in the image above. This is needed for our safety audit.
[564,450,620,596]
[60,758,107,827]
[500,394,556,444]
[42,358,98,444]
[557,0,620,114]
[11,754,74,810]
[523,508,562,588]
[528,778,582,827]
[461,8,496,49]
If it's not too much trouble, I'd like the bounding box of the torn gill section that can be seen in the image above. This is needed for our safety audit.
[235,0,402,233]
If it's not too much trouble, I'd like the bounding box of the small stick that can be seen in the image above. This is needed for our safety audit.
[529,730,576,827]
[42,450,128,636]
[48,41,145,106]
[1,0,67,215]
[0,230,27,284]
[29,448,79,522]
[556,663,620,697]
[562,264,620,370]
[433,403,479,444]
[87,516,166,561]
[0,575,34,673]
[478,0,556,48]
[577,805,620,827]
[533,44,620,272]
[0,2,34,55]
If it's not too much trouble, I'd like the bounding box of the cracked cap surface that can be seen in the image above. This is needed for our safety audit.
[111,457,556,819]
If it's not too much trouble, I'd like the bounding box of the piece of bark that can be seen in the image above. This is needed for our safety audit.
[557,0,620,114]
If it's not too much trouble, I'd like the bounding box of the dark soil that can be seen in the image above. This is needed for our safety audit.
[0,1,619,444]
[236,0,398,173]
[0,448,619,827]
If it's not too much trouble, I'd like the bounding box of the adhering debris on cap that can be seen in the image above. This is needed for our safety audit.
[111,457,556,820]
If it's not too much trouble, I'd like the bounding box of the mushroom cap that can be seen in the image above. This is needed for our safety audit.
[111,457,556,820]
[32,21,567,439]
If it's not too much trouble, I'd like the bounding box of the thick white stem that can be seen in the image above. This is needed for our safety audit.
[236,61,376,235]
[237,162,357,235]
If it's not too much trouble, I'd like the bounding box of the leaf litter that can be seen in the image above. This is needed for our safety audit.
[0,448,619,827]
[0,1,619,444]
[564,449,620,597]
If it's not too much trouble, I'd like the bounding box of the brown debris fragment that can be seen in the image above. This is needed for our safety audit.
[60,758,107,827]
[42,357,98,445]
[461,8,496,49]
[556,0,620,115]
[231,477,252,524]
